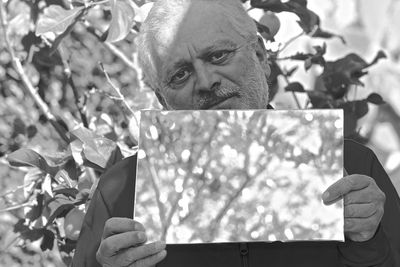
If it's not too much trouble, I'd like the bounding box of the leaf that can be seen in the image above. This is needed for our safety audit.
[366,50,387,68]
[14,221,46,242]
[306,90,332,108]
[36,5,85,36]
[7,149,49,173]
[40,229,55,251]
[70,127,99,150]
[24,169,43,198]
[22,228,46,242]
[304,58,312,70]
[75,189,90,203]
[286,66,298,77]
[321,51,385,99]
[53,188,79,198]
[321,52,382,99]
[312,27,346,44]
[82,138,118,168]
[70,126,121,169]
[254,20,274,41]
[58,238,77,254]
[285,82,305,92]
[46,195,75,226]
[289,52,309,61]
[106,0,136,43]
[250,0,288,12]
[287,1,320,33]
[13,219,29,234]
[284,44,326,70]
[62,159,79,181]
[26,194,44,222]
[322,72,350,99]
[366,93,385,105]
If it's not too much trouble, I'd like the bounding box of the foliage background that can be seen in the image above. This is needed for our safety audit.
[0,0,399,266]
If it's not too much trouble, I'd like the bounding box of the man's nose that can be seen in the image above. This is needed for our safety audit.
[194,61,220,92]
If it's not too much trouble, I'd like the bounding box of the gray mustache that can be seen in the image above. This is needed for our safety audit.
[198,86,240,109]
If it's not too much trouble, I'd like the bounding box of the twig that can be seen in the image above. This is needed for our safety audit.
[69,76,89,127]
[0,3,69,144]
[283,75,302,109]
[0,202,31,213]
[0,182,35,199]
[92,0,109,5]
[60,52,89,128]
[278,31,305,53]
[85,24,136,70]
[2,235,20,251]
[208,138,267,240]
[292,92,301,109]
[99,62,138,128]
[161,119,221,239]
[146,159,167,232]
[49,6,88,55]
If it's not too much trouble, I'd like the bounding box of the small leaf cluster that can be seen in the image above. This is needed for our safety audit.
[5,124,123,264]
[248,0,387,139]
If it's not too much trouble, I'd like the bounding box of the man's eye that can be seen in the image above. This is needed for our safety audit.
[210,50,231,64]
[171,69,190,84]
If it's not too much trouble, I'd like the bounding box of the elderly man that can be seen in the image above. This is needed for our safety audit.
[73,0,400,266]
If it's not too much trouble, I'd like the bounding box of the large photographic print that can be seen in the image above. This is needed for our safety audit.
[135,110,344,244]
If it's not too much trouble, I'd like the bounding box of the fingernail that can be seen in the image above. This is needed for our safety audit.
[322,191,329,200]
[138,232,146,241]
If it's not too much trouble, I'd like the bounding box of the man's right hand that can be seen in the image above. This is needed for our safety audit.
[96,218,167,267]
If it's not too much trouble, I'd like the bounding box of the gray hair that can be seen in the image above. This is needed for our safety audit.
[136,0,258,90]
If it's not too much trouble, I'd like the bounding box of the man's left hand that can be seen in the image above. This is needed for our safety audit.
[322,175,386,242]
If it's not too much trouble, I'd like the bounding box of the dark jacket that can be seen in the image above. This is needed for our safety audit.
[73,139,400,267]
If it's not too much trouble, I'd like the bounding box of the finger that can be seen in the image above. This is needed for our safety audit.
[343,186,380,205]
[103,218,145,239]
[344,213,382,234]
[130,250,167,267]
[116,241,166,266]
[322,175,372,205]
[344,203,377,218]
[99,231,147,257]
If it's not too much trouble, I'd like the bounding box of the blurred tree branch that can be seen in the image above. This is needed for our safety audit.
[161,118,221,239]
[144,155,167,232]
[60,52,89,128]
[85,23,136,70]
[99,62,135,118]
[0,2,69,144]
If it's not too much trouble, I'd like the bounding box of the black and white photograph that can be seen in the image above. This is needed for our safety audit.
[1,0,399,266]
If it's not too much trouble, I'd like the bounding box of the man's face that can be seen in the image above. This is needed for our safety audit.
[152,2,270,110]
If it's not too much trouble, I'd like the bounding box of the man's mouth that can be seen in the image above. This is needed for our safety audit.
[200,93,239,110]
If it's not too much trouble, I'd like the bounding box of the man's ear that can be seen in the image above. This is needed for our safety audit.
[155,90,169,109]
[255,36,271,79]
